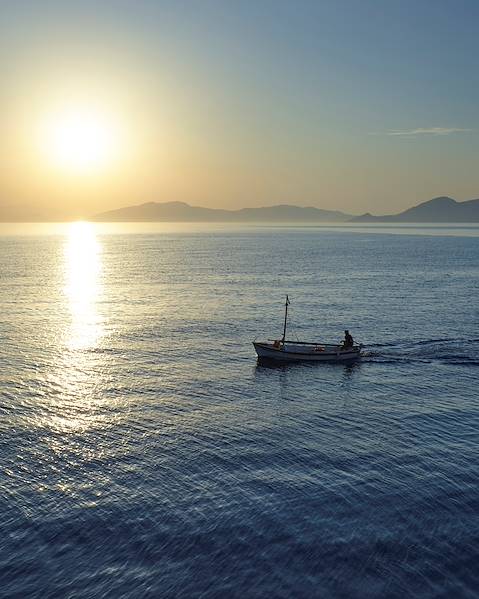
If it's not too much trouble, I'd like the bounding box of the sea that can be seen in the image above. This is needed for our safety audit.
[0,222,478,598]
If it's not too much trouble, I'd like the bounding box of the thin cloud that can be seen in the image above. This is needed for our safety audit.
[386,127,472,136]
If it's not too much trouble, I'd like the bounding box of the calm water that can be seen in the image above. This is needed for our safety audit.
[1,223,478,598]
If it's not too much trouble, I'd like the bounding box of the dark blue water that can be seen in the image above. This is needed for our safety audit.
[1,223,478,598]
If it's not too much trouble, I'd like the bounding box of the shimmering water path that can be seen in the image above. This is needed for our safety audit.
[1,223,478,598]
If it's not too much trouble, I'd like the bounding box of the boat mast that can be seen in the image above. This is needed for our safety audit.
[282,295,290,343]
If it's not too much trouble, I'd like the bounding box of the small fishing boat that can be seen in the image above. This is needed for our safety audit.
[253,296,362,362]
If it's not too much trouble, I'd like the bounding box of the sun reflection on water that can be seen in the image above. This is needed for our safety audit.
[35,222,109,440]
[64,221,103,350]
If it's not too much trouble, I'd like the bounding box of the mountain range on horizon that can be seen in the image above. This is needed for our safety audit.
[91,196,479,224]
[1,196,479,223]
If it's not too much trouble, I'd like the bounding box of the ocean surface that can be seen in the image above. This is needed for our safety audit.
[1,222,478,598]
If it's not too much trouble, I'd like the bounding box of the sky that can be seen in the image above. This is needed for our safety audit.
[1,0,478,219]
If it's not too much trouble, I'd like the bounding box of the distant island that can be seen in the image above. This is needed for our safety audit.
[352,196,479,223]
[91,201,352,223]
[91,196,479,224]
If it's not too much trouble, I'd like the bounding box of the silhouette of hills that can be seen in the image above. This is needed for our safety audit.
[352,196,479,223]
[92,201,352,222]
[2,196,478,223]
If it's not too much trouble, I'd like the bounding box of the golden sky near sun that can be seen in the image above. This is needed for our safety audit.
[1,70,189,219]
[2,63,296,220]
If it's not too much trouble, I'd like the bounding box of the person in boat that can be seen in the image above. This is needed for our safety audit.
[342,330,354,349]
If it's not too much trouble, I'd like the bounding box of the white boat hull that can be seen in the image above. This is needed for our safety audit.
[253,341,361,362]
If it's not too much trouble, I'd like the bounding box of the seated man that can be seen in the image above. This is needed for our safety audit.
[342,330,354,349]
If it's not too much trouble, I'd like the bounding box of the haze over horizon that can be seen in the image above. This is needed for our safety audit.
[1,0,479,220]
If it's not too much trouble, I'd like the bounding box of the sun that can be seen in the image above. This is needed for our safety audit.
[40,106,119,174]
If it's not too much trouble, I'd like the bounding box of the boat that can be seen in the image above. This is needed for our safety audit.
[253,295,362,362]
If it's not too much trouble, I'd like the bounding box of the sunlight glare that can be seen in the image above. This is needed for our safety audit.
[41,106,119,173]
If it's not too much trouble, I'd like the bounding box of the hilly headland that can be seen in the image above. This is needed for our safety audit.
[352,196,479,223]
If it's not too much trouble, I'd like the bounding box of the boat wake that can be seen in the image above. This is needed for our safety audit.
[363,338,479,366]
